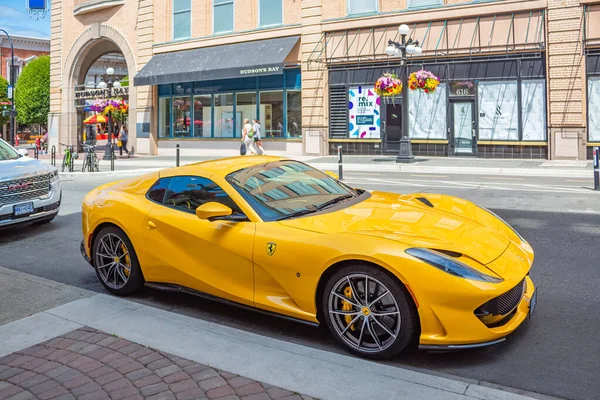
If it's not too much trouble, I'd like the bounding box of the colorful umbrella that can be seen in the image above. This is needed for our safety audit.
[84,114,108,124]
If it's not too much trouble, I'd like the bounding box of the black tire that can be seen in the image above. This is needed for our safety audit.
[61,154,67,172]
[82,156,88,172]
[321,264,418,360]
[92,226,144,296]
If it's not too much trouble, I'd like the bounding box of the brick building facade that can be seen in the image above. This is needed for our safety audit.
[48,0,600,159]
[1,35,50,141]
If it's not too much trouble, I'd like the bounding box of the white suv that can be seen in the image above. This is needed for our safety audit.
[0,138,61,229]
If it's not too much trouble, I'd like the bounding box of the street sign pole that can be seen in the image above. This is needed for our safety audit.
[1,29,16,146]
[594,147,599,191]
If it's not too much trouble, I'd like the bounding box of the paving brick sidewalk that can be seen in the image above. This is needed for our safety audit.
[0,327,316,400]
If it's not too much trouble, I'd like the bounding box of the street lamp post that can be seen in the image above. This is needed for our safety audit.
[0,29,16,146]
[98,67,121,160]
[385,24,423,163]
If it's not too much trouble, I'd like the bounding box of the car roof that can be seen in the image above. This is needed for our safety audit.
[158,155,292,178]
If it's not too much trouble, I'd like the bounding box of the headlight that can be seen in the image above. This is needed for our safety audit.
[406,248,503,283]
[481,207,526,243]
[49,170,59,182]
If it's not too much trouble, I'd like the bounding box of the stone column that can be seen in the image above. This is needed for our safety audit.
[546,0,586,159]
[301,0,328,156]
[135,0,155,155]
[48,0,63,153]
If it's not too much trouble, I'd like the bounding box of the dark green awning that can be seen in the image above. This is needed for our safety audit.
[134,36,299,86]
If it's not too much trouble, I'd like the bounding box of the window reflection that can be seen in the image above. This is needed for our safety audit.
[193,95,212,137]
[173,96,192,138]
[260,91,284,138]
[227,161,355,221]
[214,93,235,138]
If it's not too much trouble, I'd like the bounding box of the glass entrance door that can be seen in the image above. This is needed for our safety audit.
[383,102,402,152]
[451,101,476,156]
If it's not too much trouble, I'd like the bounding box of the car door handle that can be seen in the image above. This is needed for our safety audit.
[147,220,157,229]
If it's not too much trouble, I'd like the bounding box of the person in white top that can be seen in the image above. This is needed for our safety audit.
[241,118,257,155]
[252,119,266,155]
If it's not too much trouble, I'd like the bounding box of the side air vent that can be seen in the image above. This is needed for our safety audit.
[434,249,463,258]
[416,197,433,207]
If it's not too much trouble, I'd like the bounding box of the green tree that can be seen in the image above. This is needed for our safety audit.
[15,55,50,128]
[120,75,129,87]
[0,76,9,127]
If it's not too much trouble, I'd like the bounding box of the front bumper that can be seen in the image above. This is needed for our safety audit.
[419,275,536,348]
[0,181,62,229]
[81,240,92,266]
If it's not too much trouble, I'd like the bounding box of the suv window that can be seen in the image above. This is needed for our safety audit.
[148,176,242,215]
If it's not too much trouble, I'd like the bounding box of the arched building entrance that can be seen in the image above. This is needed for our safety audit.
[50,24,140,155]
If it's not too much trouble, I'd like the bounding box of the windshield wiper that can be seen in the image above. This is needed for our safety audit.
[277,208,320,221]
[316,194,354,210]
[276,194,354,221]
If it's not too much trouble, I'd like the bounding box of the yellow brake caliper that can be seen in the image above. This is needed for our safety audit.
[342,286,356,331]
[120,243,131,277]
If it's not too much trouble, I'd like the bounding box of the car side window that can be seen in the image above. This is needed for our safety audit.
[162,176,242,214]
[147,178,171,203]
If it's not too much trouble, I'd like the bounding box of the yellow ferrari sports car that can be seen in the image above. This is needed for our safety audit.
[81,156,536,359]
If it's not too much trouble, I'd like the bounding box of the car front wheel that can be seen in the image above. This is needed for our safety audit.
[92,226,144,295]
[322,265,418,359]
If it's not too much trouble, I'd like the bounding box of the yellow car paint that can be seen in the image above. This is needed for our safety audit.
[82,156,535,348]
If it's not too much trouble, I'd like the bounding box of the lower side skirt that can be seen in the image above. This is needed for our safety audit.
[144,282,320,328]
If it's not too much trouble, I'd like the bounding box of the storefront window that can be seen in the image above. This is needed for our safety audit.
[159,97,171,138]
[237,92,258,127]
[214,93,235,137]
[478,81,519,141]
[521,80,547,141]
[260,91,284,138]
[287,91,302,137]
[348,86,380,139]
[193,95,212,137]
[173,0,191,40]
[409,83,447,139]
[347,0,377,15]
[173,96,192,138]
[214,0,234,33]
[259,0,283,26]
[588,77,600,141]
[407,0,442,8]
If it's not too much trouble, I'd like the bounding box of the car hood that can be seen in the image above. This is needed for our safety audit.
[278,191,513,266]
[0,156,55,180]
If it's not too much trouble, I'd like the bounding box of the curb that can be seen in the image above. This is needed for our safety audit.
[0,294,543,400]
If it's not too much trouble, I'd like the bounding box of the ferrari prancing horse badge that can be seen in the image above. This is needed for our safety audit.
[266,242,276,256]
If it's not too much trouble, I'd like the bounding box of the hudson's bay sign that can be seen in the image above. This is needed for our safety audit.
[75,86,129,99]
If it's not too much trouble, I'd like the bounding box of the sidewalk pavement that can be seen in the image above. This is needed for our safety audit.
[0,269,546,400]
[39,153,594,179]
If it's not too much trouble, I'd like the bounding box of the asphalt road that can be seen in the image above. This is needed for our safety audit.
[1,171,599,400]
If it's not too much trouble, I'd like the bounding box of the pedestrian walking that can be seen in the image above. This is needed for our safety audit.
[241,118,257,155]
[252,119,266,155]
[118,125,130,157]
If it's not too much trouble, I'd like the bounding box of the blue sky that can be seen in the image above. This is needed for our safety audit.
[0,0,50,39]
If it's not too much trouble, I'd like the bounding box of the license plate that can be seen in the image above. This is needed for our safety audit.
[528,290,537,318]
[14,202,34,216]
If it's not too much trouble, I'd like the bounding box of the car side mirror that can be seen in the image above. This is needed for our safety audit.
[325,171,339,180]
[196,202,233,220]
[18,149,29,157]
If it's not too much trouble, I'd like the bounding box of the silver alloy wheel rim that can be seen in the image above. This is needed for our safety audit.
[95,233,131,290]
[328,274,401,354]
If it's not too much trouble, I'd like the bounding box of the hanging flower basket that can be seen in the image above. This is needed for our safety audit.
[408,70,440,93]
[374,73,402,97]
[89,98,129,121]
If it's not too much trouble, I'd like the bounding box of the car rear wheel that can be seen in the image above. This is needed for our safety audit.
[322,265,418,359]
[92,226,144,296]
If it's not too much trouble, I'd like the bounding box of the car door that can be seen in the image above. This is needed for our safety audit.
[141,175,255,307]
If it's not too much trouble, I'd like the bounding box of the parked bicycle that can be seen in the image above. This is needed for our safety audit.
[60,143,78,172]
[81,143,100,172]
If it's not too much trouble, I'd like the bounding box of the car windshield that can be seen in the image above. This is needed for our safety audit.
[0,139,20,161]
[226,160,362,222]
